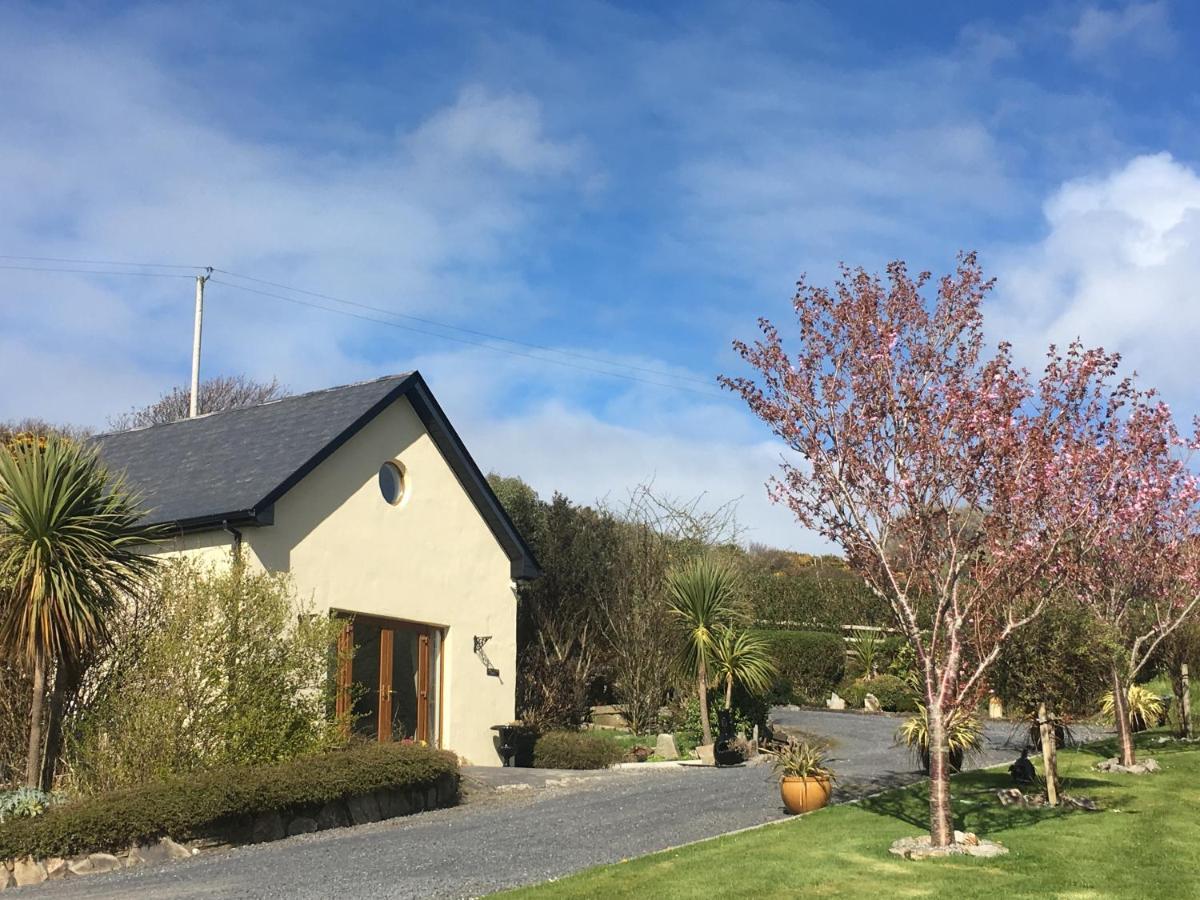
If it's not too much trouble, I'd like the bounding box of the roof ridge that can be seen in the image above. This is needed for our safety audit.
[94,373,414,438]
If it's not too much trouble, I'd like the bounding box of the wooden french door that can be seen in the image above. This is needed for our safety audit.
[337,615,439,745]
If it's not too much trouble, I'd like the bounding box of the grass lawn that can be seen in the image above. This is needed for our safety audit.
[502,733,1200,899]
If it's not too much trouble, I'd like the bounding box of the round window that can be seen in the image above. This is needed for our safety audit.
[378,461,405,506]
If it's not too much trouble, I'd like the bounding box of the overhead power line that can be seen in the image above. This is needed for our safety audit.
[211,267,715,388]
[0,255,202,270]
[0,263,195,279]
[0,253,725,399]
[207,277,724,398]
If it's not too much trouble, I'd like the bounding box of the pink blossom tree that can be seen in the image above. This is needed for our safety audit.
[721,254,1081,847]
[1048,345,1200,766]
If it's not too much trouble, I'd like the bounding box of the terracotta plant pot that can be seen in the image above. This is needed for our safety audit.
[779,776,832,814]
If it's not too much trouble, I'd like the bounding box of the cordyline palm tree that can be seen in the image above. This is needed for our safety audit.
[712,626,777,711]
[0,435,157,787]
[666,556,741,747]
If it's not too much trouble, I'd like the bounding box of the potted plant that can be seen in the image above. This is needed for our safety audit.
[771,739,835,814]
[895,705,984,774]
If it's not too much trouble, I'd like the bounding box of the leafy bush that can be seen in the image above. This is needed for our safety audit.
[841,675,917,712]
[674,687,769,751]
[0,663,28,788]
[745,561,884,630]
[0,742,456,861]
[0,788,57,824]
[756,630,845,705]
[991,602,1113,719]
[65,558,346,794]
[532,731,627,769]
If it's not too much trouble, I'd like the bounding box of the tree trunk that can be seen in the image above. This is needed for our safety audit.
[24,655,46,789]
[1110,666,1136,766]
[725,673,734,711]
[926,703,954,847]
[1181,663,1193,741]
[1038,700,1059,806]
[39,663,68,792]
[698,659,713,746]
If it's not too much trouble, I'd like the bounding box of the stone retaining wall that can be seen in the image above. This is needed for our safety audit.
[1,772,458,890]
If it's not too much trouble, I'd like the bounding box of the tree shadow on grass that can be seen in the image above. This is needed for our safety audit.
[855,768,1136,835]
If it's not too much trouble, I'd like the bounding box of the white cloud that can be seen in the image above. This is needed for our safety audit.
[403,346,827,552]
[0,9,586,423]
[994,152,1200,401]
[1069,2,1175,63]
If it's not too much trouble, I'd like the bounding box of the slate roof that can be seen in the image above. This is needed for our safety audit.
[93,373,539,579]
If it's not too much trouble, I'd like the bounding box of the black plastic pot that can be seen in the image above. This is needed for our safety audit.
[1028,722,1068,750]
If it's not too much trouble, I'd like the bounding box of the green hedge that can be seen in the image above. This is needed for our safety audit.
[533,731,626,769]
[757,629,846,705]
[0,742,457,861]
[842,674,918,712]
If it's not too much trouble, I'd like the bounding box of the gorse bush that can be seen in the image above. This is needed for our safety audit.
[756,630,845,704]
[532,731,626,769]
[0,742,456,861]
[65,558,345,794]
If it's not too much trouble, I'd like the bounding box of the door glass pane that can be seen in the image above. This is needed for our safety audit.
[390,629,420,741]
[351,621,381,738]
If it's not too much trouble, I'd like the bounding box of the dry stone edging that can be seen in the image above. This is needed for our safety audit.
[1095,757,1160,775]
[0,773,459,887]
[889,830,1008,860]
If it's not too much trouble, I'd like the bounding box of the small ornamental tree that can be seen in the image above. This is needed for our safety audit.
[1049,351,1200,766]
[722,255,1080,847]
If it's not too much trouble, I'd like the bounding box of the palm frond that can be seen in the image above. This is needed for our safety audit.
[665,556,742,674]
[712,626,778,696]
[0,436,160,666]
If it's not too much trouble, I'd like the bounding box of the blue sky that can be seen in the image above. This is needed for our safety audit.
[3,1,1200,550]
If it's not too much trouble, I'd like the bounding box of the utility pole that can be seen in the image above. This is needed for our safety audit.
[190,267,213,418]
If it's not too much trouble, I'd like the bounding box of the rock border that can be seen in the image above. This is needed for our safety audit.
[1,774,458,889]
[1094,757,1160,775]
[889,831,1008,861]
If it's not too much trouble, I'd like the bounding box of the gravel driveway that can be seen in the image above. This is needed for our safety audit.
[22,710,1110,899]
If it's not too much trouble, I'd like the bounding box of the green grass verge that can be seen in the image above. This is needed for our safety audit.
[501,733,1200,899]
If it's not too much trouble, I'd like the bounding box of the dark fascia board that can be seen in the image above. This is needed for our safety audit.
[168,372,541,581]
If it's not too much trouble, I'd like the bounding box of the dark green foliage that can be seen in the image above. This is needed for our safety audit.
[532,731,626,769]
[489,475,623,728]
[841,675,917,712]
[743,556,883,630]
[674,687,768,749]
[755,630,845,704]
[66,558,345,794]
[0,743,457,861]
[990,602,1114,719]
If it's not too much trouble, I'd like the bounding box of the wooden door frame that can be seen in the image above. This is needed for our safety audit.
[334,612,443,746]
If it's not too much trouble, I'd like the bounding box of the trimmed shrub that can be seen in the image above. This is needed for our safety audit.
[532,731,626,769]
[0,742,457,861]
[756,630,845,704]
[841,675,917,712]
[674,687,770,752]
